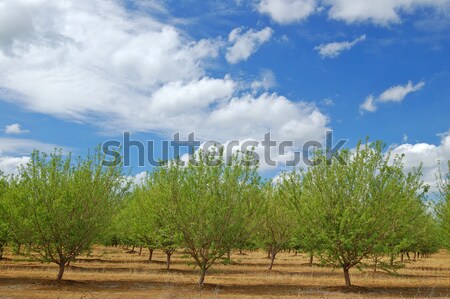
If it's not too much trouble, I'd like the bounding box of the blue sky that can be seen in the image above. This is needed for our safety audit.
[0,0,449,187]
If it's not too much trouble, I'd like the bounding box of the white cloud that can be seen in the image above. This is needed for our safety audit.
[202,92,329,143]
[314,34,366,58]
[130,171,148,187]
[0,0,222,124]
[0,155,29,175]
[257,0,318,24]
[250,69,276,94]
[379,80,425,102]
[390,129,450,192]
[174,92,330,171]
[255,0,449,26]
[0,138,63,155]
[360,81,425,114]
[4,123,29,134]
[0,0,329,164]
[226,27,273,64]
[360,95,377,113]
[0,137,64,175]
[324,0,450,26]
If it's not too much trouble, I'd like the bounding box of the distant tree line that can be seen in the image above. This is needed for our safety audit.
[0,141,448,288]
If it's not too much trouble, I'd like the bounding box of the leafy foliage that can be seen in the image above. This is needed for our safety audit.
[3,149,129,279]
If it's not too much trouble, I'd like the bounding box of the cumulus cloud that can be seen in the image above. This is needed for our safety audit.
[257,0,318,24]
[0,0,222,124]
[226,27,273,64]
[390,129,450,192]
[0,0,329,168]
[256,0,449,26]
[314,34,366,58]
[0,137,67,175]
[324,0,450,26]
[202,92,329,143]
[360,81,425,114]
[250,69,276,94]
[4,123,29,134]
[0,155,29,175]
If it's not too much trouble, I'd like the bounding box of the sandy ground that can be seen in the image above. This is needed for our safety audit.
[0,246,449,298]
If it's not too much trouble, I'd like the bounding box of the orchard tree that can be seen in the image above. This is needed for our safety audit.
[410,209,441,257]
[369,195,437,270]
[436,161,450,249]
[4,149,130,280]
[112,193,157,257]
[131,170,181,270]
[256,182,295,270]
[288,141,427,286]
[164,150,262,288]
[279,169,321,265]
[0,172,9,259]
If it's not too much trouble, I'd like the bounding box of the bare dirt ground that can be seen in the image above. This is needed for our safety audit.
[0,246,449,298]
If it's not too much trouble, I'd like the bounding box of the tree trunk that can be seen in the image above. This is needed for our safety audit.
[166,251,172,270]
[413,252,416,261]
[56,263,65,280]
[0,245,3,260]
[148,248,154,262]
[406,252,410,260]
[268,251,276,270]
[198,266,207,290]
[227,249,231,261]
[309,253,314,266]
[390,253,395,266]
[343,267,351,287]
[267,249,271,259]
[139,245,143,256]
[401,253,404,262]
[373,258,378,272]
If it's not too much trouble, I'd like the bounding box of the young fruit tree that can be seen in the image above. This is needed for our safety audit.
[3,149,130,280]
[436,161,450,249]
[0,172,9,259]
[255,182,295,270]
[131,170,181,270]
[278,169,321,265]
[287,141,428,286]
[162,150,262,288]
[113,193,158,260]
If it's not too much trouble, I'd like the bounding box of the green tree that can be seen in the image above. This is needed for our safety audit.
[4,149,129,280]
[279,169,321,265]
[436,161,450,249]
[0,171,9,259]
[288,141,427,286]
[164,150,261,288]
[131,169,181,270]
[112,193,156,257]
[255,182,295,270]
